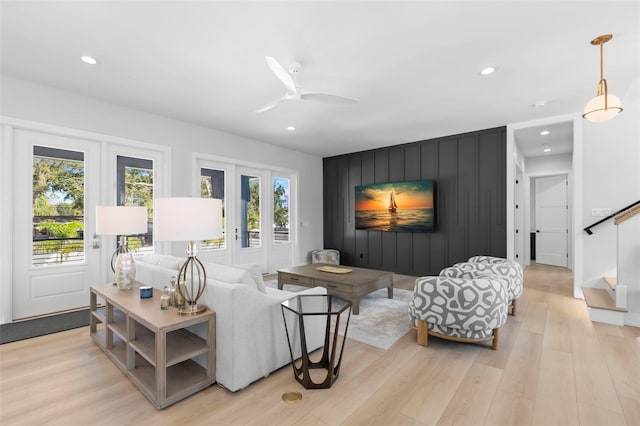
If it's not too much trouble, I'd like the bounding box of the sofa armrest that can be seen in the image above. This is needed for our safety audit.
[199,281,326,391]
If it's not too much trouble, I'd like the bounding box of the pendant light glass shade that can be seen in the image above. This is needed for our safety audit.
[583,93,623,122]
[583,34,623,123]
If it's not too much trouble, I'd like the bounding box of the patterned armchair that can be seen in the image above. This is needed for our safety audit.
[460,256,524,315]
[311,249,340,265]
[408,274,509,349]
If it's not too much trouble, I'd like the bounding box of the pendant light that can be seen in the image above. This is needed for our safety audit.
[583,34,623,122]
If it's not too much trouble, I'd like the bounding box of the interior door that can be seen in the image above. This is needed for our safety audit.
[233,168,268,271]
[514,166,524,266]
[13,130,102,319]
[535,174,568,267]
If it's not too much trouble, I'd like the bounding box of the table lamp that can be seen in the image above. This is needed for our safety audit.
[96,206,148,290]
[154,197,223,315]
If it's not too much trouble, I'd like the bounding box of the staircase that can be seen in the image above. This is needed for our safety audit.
[583,202,640,326]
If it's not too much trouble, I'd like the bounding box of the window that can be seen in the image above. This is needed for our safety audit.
[32,146,85,266]
[117,156,153,254]
[273,177,290,243]
[200,168,226,250]
[241,174,260,248]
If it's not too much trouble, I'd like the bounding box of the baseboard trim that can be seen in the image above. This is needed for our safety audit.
[587,307,625,326]
[0,309,89,344]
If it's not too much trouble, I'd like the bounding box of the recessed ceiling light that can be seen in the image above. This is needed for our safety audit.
[81,55,97,65]
[533,100,547,108]
[543,147,551,152]
[480,67,497,76]
[286,126,295,131]
[540,130,550,136]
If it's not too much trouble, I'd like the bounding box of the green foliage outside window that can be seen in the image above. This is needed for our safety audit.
[33,157,84,216]
[124,167,153,219]
[34,220,84,263]
[248,179,260,230]
[273,181,289,228]
[126,236,142,252]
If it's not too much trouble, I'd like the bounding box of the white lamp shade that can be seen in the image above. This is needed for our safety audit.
[583,94,623,122]
[154,197,223,241]
[96,206,148,235]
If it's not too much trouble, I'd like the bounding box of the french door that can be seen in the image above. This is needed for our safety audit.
[13,130,102,319]
[234,167,268,269]
[196,158,295,273]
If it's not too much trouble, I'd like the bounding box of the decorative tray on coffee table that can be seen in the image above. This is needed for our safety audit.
[316,265,353,274]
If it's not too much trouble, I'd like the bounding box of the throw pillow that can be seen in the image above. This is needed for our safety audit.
[138,254,184,270]
[233,263,267,293]
[201,261,258,291]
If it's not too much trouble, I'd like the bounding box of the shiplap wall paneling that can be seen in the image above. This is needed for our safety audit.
[323,126,506,276]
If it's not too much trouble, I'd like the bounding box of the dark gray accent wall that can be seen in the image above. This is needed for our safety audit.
[323,126,506,277]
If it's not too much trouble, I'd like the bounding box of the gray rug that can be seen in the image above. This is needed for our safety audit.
[267,280,413,350]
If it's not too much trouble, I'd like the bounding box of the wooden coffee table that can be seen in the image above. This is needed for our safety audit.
[277,263,393,315]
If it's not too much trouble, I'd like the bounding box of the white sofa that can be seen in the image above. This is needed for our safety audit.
[134,254,326,392]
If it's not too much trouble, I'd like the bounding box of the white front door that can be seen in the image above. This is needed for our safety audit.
[535,174,568,267]
[13,130,102,319]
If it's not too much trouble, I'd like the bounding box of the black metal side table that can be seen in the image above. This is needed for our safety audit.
[281,294,352,389]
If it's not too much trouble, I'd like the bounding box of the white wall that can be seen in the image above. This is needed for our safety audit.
[581,93,640,324]
[525,153,572,174]
[0,76,324,267]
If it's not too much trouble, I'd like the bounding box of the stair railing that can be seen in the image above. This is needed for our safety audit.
[584,200,640,235]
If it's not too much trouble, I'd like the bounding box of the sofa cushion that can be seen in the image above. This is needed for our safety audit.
[137,254,184,270]
[233,263,267,293]
[202,261,260,291]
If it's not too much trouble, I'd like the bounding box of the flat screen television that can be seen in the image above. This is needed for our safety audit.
[354,180,435,232]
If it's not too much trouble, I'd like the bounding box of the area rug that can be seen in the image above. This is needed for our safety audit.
[266,279,413,350]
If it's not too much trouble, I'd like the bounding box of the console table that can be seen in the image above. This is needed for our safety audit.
[90,282,215,409]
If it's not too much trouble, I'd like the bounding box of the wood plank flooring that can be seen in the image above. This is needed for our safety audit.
[1,264,639,425]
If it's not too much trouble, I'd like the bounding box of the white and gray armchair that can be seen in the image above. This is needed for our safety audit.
[408,274,509,350]
[460,256,524,315]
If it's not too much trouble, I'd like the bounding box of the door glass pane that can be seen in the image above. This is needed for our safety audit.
[273,177,290,244]
[117,156,153,254]
[241,174,260,248]
[200,168,225,250]
[32,146,85,266]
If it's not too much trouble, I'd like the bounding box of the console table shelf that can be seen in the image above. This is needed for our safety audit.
[90,282,215,409]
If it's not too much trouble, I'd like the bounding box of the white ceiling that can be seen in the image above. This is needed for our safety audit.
[515,121,573,158]
[1,1,638,157]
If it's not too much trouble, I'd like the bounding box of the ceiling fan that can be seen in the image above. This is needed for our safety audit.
[256,56,358,113]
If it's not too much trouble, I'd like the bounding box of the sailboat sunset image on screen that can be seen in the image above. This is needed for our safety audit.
[355,180,434,232]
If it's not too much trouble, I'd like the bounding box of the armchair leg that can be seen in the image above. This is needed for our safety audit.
[510,299,517,316]
[491,328,500,350]
[417,320,429,346]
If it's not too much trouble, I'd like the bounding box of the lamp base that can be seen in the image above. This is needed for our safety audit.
[177,303,207,316]
[115,251,136,290]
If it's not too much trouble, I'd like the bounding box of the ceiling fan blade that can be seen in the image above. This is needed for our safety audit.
[300,92,358,105]
[255,99,281,113]
[265,56,296,94]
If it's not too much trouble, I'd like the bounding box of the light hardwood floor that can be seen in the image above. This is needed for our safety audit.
[1,264,639,425]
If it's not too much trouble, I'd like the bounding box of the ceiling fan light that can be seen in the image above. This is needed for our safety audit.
[582,94,623,123]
